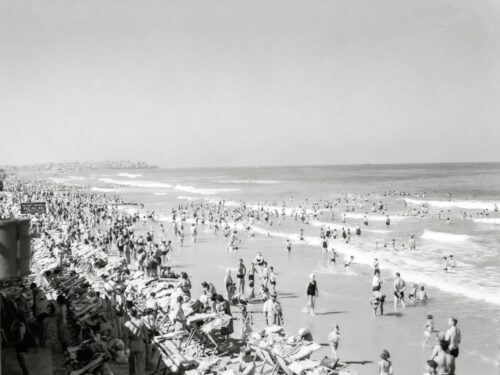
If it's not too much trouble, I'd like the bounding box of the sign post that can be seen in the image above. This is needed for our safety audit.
[20,202,47,215]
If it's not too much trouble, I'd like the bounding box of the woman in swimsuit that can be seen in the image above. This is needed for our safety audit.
[306,273,319,315]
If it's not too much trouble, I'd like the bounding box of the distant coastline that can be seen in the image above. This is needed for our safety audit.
[1,160,158,172]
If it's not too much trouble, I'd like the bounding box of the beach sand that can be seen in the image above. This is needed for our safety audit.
[150,216,498,375]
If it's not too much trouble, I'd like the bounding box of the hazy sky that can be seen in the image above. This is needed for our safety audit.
[1,0,500,167]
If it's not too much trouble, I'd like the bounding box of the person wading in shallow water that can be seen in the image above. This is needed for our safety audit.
[393,272,406,309]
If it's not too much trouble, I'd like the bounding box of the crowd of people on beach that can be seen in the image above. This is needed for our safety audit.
[0,176,472,375]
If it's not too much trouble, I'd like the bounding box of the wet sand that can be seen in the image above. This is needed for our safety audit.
[153,217,498,374]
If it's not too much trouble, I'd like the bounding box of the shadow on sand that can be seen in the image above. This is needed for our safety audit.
[314,311,348,316]
[277,292,300,299]
[382,312,403,318]
[344,360,374,365]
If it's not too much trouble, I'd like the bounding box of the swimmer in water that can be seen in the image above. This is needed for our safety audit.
[344,255,354,267]
[408,284,419,304]
[329,248,337,264]
[448,255,456,271]
[417,286,428,303]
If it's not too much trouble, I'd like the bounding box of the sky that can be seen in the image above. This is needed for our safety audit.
[1,0,500,168]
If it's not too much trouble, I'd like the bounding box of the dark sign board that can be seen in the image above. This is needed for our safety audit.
[21,202,47,215]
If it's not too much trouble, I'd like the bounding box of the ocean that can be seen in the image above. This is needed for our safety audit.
[42,162,500,373]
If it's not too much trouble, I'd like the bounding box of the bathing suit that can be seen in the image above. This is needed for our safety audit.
[306,281,317,296]
[394,291,404,299]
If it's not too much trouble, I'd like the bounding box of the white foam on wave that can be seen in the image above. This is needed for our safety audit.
[247,224,500,306]
[117,172,143,178]
[219,180,282,185]
[99,178,173,189]
[310,220,390,235]
[406,198,500,211]
[421,230,472,243]
[153,192,167,196]
[174,185,240,195]
[472,218,500,225]
[343,212,406,222]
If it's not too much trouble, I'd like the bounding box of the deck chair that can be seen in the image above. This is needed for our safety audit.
[275,356,293,375]
[251,346,279,375]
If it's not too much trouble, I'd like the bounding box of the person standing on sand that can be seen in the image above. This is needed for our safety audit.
[372,269,382,291]
[125,307,148,375]
[306,273,319,315]
[248,262,255,298]
[393,272,406,308]
[286,239,292,252]
[224,269,236,301]
[409,235,416,250]
[237,258,247,295]
[269,266,277,294]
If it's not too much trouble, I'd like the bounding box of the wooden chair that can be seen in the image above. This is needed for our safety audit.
[251,346,279,375]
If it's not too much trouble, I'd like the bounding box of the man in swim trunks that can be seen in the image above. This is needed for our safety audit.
[237,258,247,295]
[445,317,461,374]
[393,272,406,308]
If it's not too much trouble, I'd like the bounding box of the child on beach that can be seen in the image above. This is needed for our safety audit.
[328,325,340,360]
[371,291,385,316]
[408,284,419,304]
[344,255,354,268]
[417,286,428,303]
[378,349,394,375]
[424,314,437,347]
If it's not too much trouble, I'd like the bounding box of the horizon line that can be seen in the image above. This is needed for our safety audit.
[3,160,500,170]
